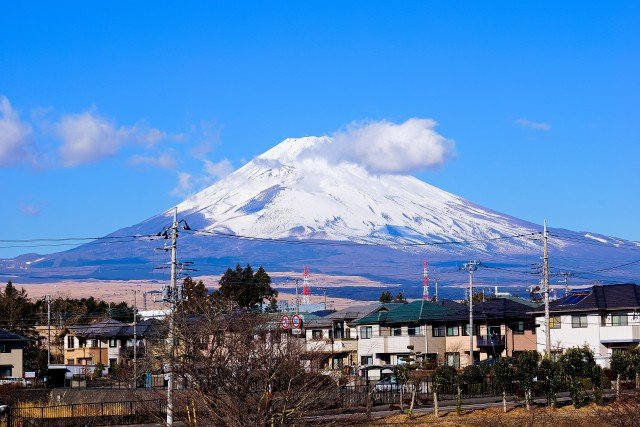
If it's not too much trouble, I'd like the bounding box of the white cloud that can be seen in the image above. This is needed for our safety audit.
[56,111,169,167]
[128,153,177,169]
[203,158,233,180]
[56,112,123,166]
[170,172,194,197]
[0,96,33,166]
[515,118,551,131]
[329,118,455,174]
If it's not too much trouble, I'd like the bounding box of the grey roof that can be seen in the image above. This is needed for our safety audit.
[305,303,382,328]
[530,283,640,314]
[439,297,538,323]
[68,318,165,339]
[0,329,28,341]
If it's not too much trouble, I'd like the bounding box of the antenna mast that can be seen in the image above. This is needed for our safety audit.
[422,259,430,300]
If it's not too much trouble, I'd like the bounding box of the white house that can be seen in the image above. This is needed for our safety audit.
[534,283,640,367]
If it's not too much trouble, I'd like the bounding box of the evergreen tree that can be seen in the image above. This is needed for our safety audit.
[394,292,407,303]
[213,264,277,311]
[179,276,211,315]
[516,350,539,410]
[379,291,392,303]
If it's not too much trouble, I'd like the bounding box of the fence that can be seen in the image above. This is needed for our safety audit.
[2,399,165,427]
[334,378,508,408]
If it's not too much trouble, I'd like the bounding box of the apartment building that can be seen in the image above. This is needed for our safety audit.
[304,304,379,370]
[354,300,459,379]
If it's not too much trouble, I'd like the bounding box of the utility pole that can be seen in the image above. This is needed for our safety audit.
[131,289,138,389]
[462,261,479,366]
[166,208,178,427]
[559,272,572,297]
[543,220,551,359]
[46,295,51,366]
[295,279,300,315]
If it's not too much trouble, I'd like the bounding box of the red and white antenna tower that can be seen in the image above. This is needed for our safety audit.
[302,266,311,305]
[422,259,430,300]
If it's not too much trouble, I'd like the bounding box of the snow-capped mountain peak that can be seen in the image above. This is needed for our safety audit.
[175,136,543,253]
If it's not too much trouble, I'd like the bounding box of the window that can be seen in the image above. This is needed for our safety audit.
[67,336,75,349]
[392,327,402,336]
[379,326,391,337]
[109,358,117,368]
[78,339,86,348]
[549,316,561,329]
[572,315,588,328]
[432,325,445,337]
[462,324,480,336]
[109,339,117,348]
[0,365,12,377]
[0,344,10,353]
[312,330,323,340]
[361,326,372,339]
[446,325,459,336]
[601,315,608,326]
[612,314,628,326]
[360,355,373,365]
[445,352,460,368]
[512,321,525,335]
[90,339,99,348]
[67,359,74,365]
[408,326,417,336]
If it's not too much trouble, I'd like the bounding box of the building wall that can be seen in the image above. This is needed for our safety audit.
[62,335,108,365]
[536,311,640,367]
[0,343,24,378]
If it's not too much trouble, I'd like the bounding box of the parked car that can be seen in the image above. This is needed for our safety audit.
[374,377,404,391]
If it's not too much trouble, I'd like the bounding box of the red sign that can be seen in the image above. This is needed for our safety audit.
[280,315,290,329]
[291,314,302,329]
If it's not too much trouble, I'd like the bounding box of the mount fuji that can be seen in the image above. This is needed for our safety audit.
[3,136,639,299]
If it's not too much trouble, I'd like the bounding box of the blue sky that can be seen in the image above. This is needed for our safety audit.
[1,1,639,258]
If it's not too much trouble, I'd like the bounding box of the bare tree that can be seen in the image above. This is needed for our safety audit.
[170,311,342,426]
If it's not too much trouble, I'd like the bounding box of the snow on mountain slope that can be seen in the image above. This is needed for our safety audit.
[174,136,545,254]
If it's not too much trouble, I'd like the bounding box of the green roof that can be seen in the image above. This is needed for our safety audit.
[355,300,459,325]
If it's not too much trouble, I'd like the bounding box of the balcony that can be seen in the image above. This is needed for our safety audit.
[600,325,640,346]
[476,335,505,347]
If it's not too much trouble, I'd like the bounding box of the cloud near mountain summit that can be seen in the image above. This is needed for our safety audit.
[304,118,455,175]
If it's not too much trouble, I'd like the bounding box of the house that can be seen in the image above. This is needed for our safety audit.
[34,324,64,363]
[433,296,539,368]
[0,329,28,378]
[61,318,165,368]
[533,283,640,367]
[354,300,459,379]
[304,304,380,371]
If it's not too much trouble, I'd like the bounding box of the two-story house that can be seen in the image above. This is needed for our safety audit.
[0,329,28,379]
[62,318,164,368]
[354,300,459,380]
[533,283,640,367]
[433,296,539,368]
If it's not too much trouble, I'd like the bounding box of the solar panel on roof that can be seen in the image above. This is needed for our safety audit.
[562,294,588,305]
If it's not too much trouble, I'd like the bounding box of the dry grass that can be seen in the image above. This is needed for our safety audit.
[365,405,605,427]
